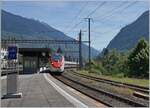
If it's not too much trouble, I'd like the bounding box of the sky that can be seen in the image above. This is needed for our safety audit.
[2,0,149,50]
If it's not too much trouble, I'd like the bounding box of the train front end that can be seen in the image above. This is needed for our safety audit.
[48,53,64,73]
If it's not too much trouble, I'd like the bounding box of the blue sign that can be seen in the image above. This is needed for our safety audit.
[8,46,17,60]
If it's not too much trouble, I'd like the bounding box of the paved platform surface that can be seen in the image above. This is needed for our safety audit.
[1,73,74,107]
[45,73,105,107]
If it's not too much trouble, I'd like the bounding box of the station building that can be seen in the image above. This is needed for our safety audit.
[19,48,50,74]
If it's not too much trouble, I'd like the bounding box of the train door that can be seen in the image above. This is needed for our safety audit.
[23,56,38,74]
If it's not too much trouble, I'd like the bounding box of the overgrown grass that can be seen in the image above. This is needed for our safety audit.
[77,70,149,88]
[69,70,134,97]
[81,60,149,87]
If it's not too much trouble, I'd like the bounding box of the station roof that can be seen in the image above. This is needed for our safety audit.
[19,48,51,57]
[19,48,51,52]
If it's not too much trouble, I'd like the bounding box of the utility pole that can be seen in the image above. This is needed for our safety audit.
[85,18,92,71]
[79,30,83,69]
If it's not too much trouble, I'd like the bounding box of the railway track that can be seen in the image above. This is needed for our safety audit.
[64,64,79,69]
[53,73,148,107]
[68,70,149,94]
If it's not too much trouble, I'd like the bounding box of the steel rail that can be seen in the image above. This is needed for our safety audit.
[68,70,149,94]
[54,74,148,107]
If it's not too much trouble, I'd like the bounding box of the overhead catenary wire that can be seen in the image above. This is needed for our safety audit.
[67,2,106,33]
[93,1,128,19]
[65,2,89,30]
[69,1,134,31]
[86,1,106,18]
[95,1,138,22]
[91,1,138,34]
[66,1,139,45]
[67,21,84,33]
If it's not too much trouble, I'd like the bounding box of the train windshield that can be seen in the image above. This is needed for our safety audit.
[51,54,62,61]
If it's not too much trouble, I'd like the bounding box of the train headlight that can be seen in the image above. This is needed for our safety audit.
[42,52,46,56]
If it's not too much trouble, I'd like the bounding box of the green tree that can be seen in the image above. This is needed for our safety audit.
[103,48,109,56]
[102,49,121,75]
[114,53,129,77]
[96,48,109,61]
[127,38,149,78]
[101,49,130,77]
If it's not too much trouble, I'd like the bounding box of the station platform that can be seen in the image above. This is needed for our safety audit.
[1,73,74,107]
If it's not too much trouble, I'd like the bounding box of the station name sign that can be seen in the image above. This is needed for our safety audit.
[8,46,17,60]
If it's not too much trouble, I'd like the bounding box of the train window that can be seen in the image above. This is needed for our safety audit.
[51,54,62,61]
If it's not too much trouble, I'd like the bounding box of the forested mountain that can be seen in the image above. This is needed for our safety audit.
[1,10,99,60]
[106,11,149,52]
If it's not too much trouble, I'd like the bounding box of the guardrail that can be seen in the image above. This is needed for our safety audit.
[1,66,23,75]
[65,61,79,65]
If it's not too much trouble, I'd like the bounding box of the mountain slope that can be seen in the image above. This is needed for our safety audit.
[1,10,99,59]
[2,10,73,40]
[106,11,149,52]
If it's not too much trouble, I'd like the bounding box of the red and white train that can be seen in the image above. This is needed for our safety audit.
[48,53,65,74]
